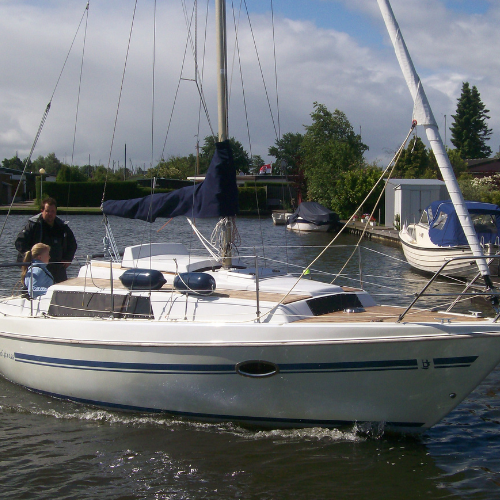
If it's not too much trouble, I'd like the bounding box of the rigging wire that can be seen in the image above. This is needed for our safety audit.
[161,2,203,158]
[0,1,90,242]
[242,0,278,139]
[101,0,138,206]
[196,0,211,146]
[68,3,90,208]
[270,0,281,141]
[229,0,266,262]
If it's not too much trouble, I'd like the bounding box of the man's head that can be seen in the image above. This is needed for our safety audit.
[40,197,57,226]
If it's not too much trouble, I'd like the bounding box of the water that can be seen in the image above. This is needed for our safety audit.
[1,214,499,499]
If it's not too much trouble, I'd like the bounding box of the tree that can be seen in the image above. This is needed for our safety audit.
[2,155,25,171]
[200,136,250,174]
[428,147,468,180]
[393,137,438,179]
[56,165,87,182]
[331,165,384,220]
[249,155,265,175]
[450,82,492,159]
[148,155,196,180]
[32,153,64,175]
[301,103,368,208]
[268,132,304,175]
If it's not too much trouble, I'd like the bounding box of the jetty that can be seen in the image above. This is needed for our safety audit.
[343,221,401,246]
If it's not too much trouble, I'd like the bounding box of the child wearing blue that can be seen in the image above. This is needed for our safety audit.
[22,243,54,298]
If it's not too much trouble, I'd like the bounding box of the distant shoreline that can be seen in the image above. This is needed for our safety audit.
[0,206,271,216]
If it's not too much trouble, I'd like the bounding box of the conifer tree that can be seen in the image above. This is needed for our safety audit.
[450,82,492,159]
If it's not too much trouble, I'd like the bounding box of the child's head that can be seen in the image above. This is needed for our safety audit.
[21,243,51,279]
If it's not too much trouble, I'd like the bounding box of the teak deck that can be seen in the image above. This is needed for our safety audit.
[60,278,488,323]
[296,305,487,323]
[60,278,310,305]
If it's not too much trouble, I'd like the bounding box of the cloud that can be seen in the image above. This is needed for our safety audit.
[1,0,499,170]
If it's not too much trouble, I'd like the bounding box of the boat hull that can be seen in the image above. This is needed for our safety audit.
[287,221,331,232]
[400,237,480,276]
[1,318,500,431]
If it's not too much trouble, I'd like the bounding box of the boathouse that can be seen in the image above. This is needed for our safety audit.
[385,179,448,228]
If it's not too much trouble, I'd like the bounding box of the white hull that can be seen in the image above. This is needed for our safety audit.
[287,221,331,232]
[400,224,497,276]
[1,316,500,430]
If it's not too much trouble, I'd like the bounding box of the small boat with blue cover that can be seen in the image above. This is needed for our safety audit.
[400,200,500,276]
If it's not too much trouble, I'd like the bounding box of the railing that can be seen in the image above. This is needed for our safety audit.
[397,255,500,322]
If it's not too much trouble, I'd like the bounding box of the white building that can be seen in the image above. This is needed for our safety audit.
[385,179,448,228]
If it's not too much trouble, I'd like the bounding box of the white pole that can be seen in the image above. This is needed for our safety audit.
[377,0,491,280]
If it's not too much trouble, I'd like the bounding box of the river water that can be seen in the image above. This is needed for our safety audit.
[0,214,499,499]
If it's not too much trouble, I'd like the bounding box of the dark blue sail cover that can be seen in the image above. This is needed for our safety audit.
[102,140,238,222]
[288,201,339,227]
[427,200,500,246]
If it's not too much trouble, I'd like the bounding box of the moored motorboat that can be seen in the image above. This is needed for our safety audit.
[286,202,340,233]
[272,210,294,225]
[400,200,500,276]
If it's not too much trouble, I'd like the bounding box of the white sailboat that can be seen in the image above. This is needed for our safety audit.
[1,0,500,433]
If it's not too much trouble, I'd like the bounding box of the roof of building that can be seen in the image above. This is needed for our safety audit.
[386,178,445,186]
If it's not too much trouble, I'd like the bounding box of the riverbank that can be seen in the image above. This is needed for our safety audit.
[0,204,271,217]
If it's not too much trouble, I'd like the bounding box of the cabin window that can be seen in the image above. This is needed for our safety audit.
[433,212,448,230]
[48,291,153,319]
[472,214,497,235]
[419,210,429,225]
[307,294,363,316]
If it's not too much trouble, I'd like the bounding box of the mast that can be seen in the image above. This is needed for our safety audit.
[216,0,228,142]
[216,0,232,268]
[377,0,493,285]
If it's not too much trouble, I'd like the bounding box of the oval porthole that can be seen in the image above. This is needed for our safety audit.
[236,360,279,378]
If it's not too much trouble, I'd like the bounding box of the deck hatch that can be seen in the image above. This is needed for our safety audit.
[307,294,363,316]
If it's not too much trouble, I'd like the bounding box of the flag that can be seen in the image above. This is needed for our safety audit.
[259,164,272,175]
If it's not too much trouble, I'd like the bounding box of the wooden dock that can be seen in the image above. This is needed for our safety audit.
[343,222,401,246]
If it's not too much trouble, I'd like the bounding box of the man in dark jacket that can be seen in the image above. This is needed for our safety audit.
[15,197,77,283]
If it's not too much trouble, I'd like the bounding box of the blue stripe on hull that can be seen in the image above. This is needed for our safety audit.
[24,386,425,428]
[433,356,478,368]
[14,353,479,374]
[14,353,423,374]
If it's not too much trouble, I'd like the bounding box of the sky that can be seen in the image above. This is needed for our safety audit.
[0,0,499,171]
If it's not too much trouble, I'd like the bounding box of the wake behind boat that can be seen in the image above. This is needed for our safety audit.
[1,0,500,434]
[400,200,500,276]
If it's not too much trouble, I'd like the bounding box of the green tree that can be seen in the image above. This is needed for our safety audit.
[148,155,196,180]
[301,103,368,207]
[200,136,250,174]
[268,132,304,175]
[393,137,438,179]
[89,165,121,182]
[56,165,87,182]
[331,164,384,219]
[428,147,468,180]
[32,153,64,175]
[450,82,492,158]
[2,155,25,170]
